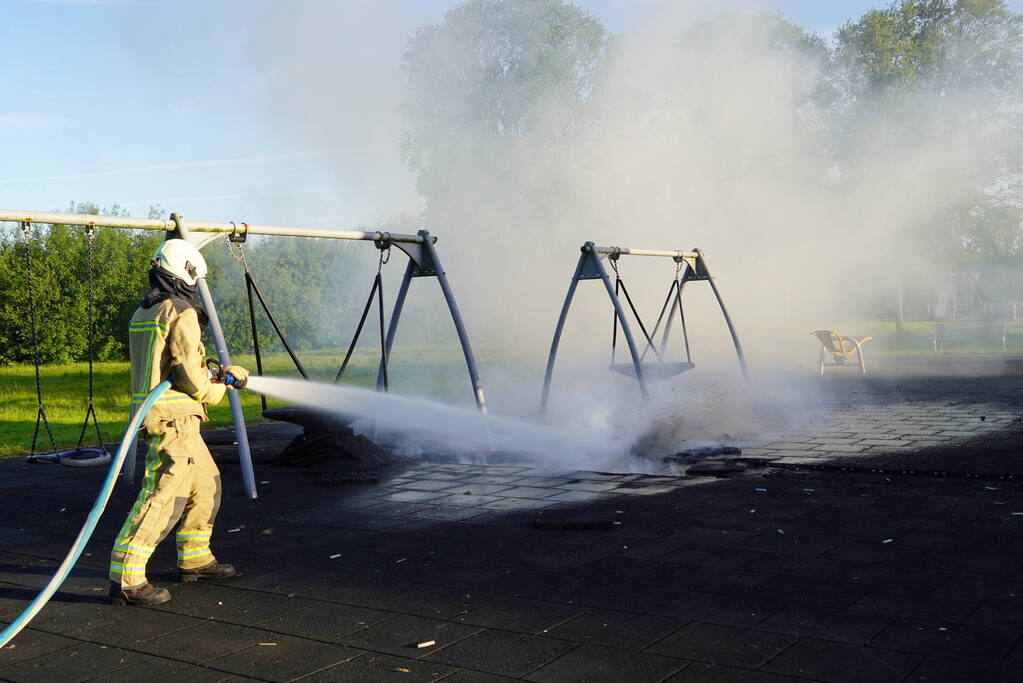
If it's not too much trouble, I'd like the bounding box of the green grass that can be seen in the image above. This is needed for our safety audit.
[0,347,474,458]
[832,319,1023,354]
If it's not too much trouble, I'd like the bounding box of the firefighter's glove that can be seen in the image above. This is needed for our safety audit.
[224,365,249,389]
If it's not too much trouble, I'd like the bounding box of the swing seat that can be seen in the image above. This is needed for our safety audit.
[26,447,112,467]
[609,361,695,380]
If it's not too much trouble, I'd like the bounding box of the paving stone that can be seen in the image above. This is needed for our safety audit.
[556,482,621,492]
[395,479,470,492]
[657,591,785,628]
[659,546,752,570]
[376,584,492,620]
[299,652,459,681]
[67,609,201,646]
[524,643,686,682]
[479,498,557,512]
[851,587,983,622]
[207,634,362,681]
[495,487,563,500]
[445,484,516,496]
[259,602,391,641]
[938,571,1023,600]
[0,628,77,665]
[12,595,115,636]
[435,669,520,681]
[426,629,578,678]
[903,656,1023,683]
[133,621,275,663]
[665,661,807,682]
[382,490,453,503]
[342,613,480,657]
[754,575,873,610]
[427,493,507,508]
[540,490,609,503]
[761,637,921,683]
[416,505,496,521]
[0,641,149,682]
[967,599,1023,631]
[85,657,235,682]
[644,621,795,668]
[757,604,895,644]
[739,553,849,580]
[456,597,585,634]
[542,610,684,650]
[837,562,952,590]
[177,588,315,626]
[869,617,1018,663]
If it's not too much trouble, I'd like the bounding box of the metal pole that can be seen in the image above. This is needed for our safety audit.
[659,276,692,362]
[376,259,414,390]
[173,215,258,499]
[592,246,700,259]
[540,252,586,413]
[0,209,428,244]
[591,247,649,398]
[696,249,749,380]
[420,230,488,413]
[244,274,267,412]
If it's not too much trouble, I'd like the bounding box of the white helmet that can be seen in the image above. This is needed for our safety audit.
[152,239,208,285]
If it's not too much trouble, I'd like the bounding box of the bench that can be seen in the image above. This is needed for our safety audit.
[932,321,1007,352]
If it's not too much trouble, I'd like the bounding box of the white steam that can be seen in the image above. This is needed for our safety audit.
[225,1,1022,459]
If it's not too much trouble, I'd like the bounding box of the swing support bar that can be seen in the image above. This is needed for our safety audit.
[540,242,748,413]
[0,209,433,245]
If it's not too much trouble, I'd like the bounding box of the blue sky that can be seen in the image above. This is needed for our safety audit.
[1,0,1019,228]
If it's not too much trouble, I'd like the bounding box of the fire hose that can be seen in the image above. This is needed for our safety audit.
[1,364,251,645]
[0,380,172,647]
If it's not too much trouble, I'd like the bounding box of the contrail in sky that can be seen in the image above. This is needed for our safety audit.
[0,150,328,185]
[148,187,344,204]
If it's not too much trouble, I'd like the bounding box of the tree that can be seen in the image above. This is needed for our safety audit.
[0,203,161,365]
[832,1,1023,325]
[401,0,609,219]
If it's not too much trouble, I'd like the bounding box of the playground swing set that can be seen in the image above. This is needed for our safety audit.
[540,241,748,412]
[0,209,488,500]
[4,211,753,485]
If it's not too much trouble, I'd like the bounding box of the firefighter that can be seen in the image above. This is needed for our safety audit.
[109,239,249,606]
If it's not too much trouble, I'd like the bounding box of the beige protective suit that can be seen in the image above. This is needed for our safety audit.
[109,297,227,589]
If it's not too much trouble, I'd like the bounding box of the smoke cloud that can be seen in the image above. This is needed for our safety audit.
[231,0,1022,459]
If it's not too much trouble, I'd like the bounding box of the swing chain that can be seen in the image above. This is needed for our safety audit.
[20,222,58,454]
[673,254,684,277]
[78,225,105,450]
[226,232,249,271]
[375,233,392,272]
[608,247,621,278]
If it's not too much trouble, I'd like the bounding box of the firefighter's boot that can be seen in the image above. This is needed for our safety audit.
[109,581,171,606]
[179,562,237,582]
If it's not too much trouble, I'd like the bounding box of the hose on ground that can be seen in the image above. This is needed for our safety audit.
[0,380,171,647]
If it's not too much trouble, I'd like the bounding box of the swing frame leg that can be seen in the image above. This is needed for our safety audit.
[375,232,487,414]
[172,215,258,499]
[695,250,748,380]
[541,245,649,414]
[423,230,487,413]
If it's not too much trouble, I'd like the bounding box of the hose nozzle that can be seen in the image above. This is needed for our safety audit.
[206,358,246,389]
